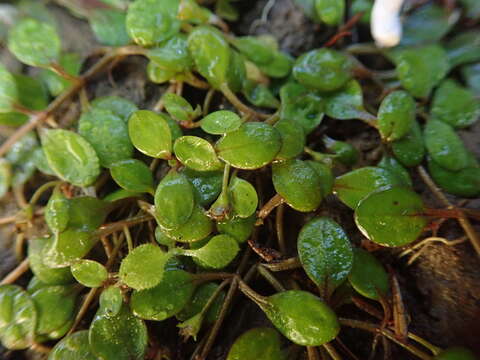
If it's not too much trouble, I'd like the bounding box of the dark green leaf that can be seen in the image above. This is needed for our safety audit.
[274,118,306,160]
[40,53,82,97]
[0,64,18,113]
[180,234,239,269]
[110,159,154,194]
[89,9,130,46]
[227,327,286,360]
[229,176,258,218]
[377,90,415,142]
[91,96,138,122]
[446,31,480,68]
[147,34,192,73]
[391,120,425,167]
[48,331,98,360]
[315,0,345,25]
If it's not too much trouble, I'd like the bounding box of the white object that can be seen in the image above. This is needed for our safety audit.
[371,0,405,48]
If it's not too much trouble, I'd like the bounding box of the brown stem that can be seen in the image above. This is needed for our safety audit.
[49,63,82,83]
[307,346,321,360]
[67,287,99,336]
[322,343,342,360]
[220,83,269,119]
[257,265,285,292]
[276,203,286,254]
[95,214,152,238]
[0,259,29,285]
[203,88,216,117]
[191,272,235,285]
[0,214,18,225]
[261,257,301,272]
[256,193,285,224]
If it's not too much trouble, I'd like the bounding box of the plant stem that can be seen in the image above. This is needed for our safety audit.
[67,287,99,336]
[307,346,321,360]
[0,214,18,226]
[123,225,133,253]
[261,257,302,271]
[191,272,235,284]
[203,88,216,116]
[276,203,286,253]
[28,180,62,206]
[257,193,285,224]
[408,333,442,356]
[257,265,285,292]
[220,83,269,119]
[237,278,270,306]
[322,343,342,360]
[96,214,152,238]
[0,259,29,285]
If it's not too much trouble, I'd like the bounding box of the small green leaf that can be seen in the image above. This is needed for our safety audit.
[0,159,11,198]
[217,215,255,243]
[377,90,416,142]
[323,136,359,166]
[99,286,123,318]
[315,0,345,25]
[128,110,172,159]
[41,129,101,187]
[155,169,195,228]
[378,156,412,187]
[161,205,213,243]
[181,234,239,269]
[48,331,98,360]
[40,52,82,97]
[163,93,199,122]
[231,36,275,65]
[216,122,281,169]
[0,64,19,113]
[91,96,138,122]
[324,79,366,120]
[334,166,404,209]
[119,243,171,290]
[174,136,223,171]
[274,118,306,160]
[227,327,286,360]
[147,34,192,73]
[89,9,130,46]
[183,168,223,207]
[110,159,154,193]
[201,110,242,135]
[0,285,37,350]
[130,269,194,321]
[293,49,352,92]
[424,119,469,171]
[188,26,230,89]
[14,74,48,111]
[431,79,480,129]
[354,187,427,247]
[306,160,334,196]
[348,248,389,300]
[446,31,480,68]
[435,347,477,360]
[66,196,108,232]
[272,159,322,212]
[89,304,148,360]
[229,177,258,218]
[126,0,180,46]
[8,18,61,67]
[71,260,108,287]
[298,217,353,298]
[391,120,425,167]
[79,108,133,168]
[43,229,96,268]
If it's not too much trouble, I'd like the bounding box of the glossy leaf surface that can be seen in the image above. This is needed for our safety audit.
[201,110,242,135]
[71,260,108,287]
[110,159,154,194]
[227,327,286,360]
[48,331,97,360]
[174,136,222,171]
[377,91,415,142]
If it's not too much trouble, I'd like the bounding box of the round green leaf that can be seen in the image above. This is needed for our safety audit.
[119,243,171,290]
[41,129,101,187]
[217,215,255,243]
[174,136,223,171]
[64,196,108,232]
[43,229,97,268]
[315,0,345,25]
[229,177,258,218]
[48,331,98,360]
[89,304,148,360]
[128,110,172,159]
[126,0,180,46]
[348,248,389,300]
[89,9,130,47]
[354,187,427,247]
[431,79,480,129]
[378,155,412,187]
[187,26,230,89]
[8,18,61,67]
[305,160,334,196]
[99,286,123,318]
[324,79,365,120]
[377,90,416,142]
[161,205,213,243]
[227,327,286,360]
[79,108,133,168]
[0,64,18,113]
[216,122,281,170]
[183,168,223,206]
[334,166,404,209]
[272,159,322,212]
[323,136,359,167]
[201,110,242,135]
[181,234,239,269]
[147,34,192,73]
[274,118,306,160]
[154,169,195,229]
[28,237,74,285]
[14,74,48,111]
[163,93,197,122]
[0,285,37,350]
[130,269,194,321]
[261,290,339,346]
[435,347,477,360]
[71,260,108,288]
[177,282,225,324]
[45,187,70,234]
[293,49,352,92]
[110,159,154,194]
[391,120,425,167]
[91,96,138,122]
[424,119,469,171]
[446,30,480,68]
[298,217,353,297]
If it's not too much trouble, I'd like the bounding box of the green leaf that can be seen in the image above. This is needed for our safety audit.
[348,248,389,300]
[188,26,230,89]
[201,110,242,135]
[459,0,480,19]
[229,176,258,218]
[217,215,255,243]
[230,36,275,65]
[424,119,469,171]
[351,0,373,23]
[323,136,359,166]
[31,285,76,336]
[119,243,171,290]
[163,93,198,122]
[147,34,192,73]
[446,31,480,68]
[435,347,477,360]
[66,196,109,231]
[126,0,180,46]
[274,118,306,160]
[0,112,28,127]
[293,49,352,92]
[6,131,38,187]
[89,304,148,360]
[89,9,130,46]
[183,168,223,206]
[260,290,339,346]
[40,52,82,97]
[44,229,96,268]
[298,217,353,297]
[0,64,19,113]
[431,79,480,129]
[161,205,213,243]
[388,45,449,98]
[155,169,195,228]
[99,286,123,318]
[28,237,74,285]
[14,74,48,111]
[174,136,223,171]
[8,18,61,67]
[272,159,322,212]
[306,160,334,196]
[79,108,133,168]
[0,285,37,349]
[177,282,225,323]
[216,122,281,169]
[315,0,345,25]
[130,269,194,321]
[71,260,108,287]
[110,159,154,193]
[378,155,412,187]
[428,155,480,197]
[377,90,416,142]
[391,119,425,167]
[146,61,177,84]
[242,80,279,109]
[227,49,247,92]
[227,327,286,360]
[354,187,427,247]
[181,234,239,269]
[324,79,366,120]
[128,110,172,159]
[91,96,138,122]
[258,52,293,79]
[334,166,404,209]
[41,129,101,187]
[48,331,98,360]
[0,159,11,198]
[461,63,480,96]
